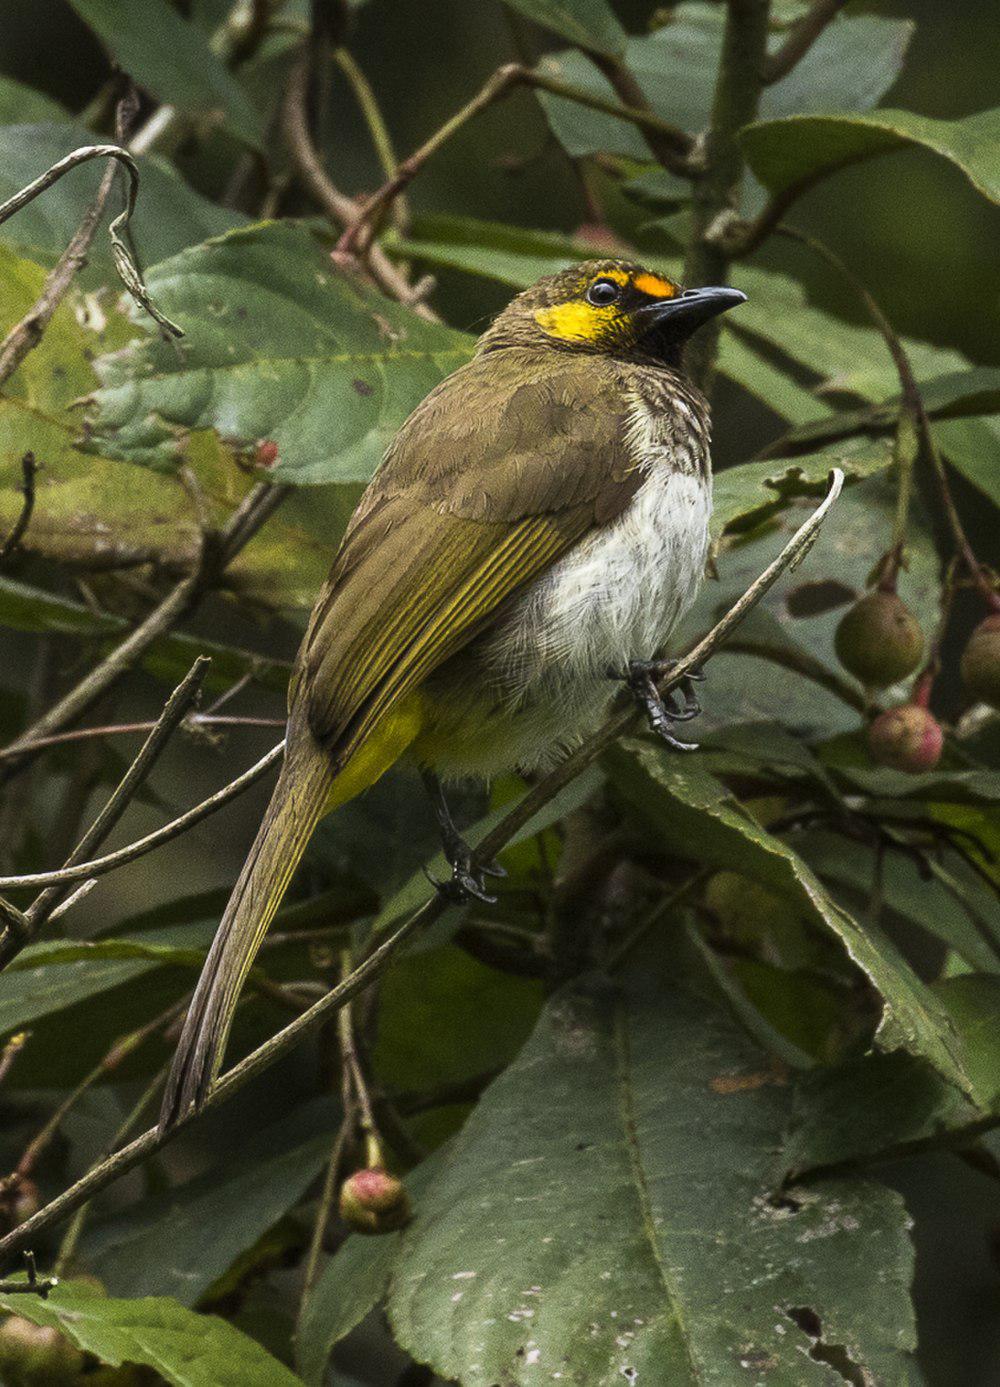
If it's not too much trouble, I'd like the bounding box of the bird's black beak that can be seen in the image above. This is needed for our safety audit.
[638,285,747,336]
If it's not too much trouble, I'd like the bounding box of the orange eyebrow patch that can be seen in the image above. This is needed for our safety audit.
[633,272,677,298]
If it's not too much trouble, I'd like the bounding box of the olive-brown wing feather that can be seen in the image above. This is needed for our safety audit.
[297,350,640,763]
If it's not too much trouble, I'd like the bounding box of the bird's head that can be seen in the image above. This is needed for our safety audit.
[478,259,746,368]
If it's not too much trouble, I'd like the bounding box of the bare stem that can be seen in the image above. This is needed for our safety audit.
[0,472,843,1266]
[0,144,181,337]
[280,48,439,319]
[684,0,772,389]
[0,660,210,967]
[338,62,695,259]
[761,0,848,84]
[0,482,288,779]
[0,741,285,895]
[0,454,38,565]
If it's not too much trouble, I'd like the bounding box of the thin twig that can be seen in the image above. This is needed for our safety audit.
[334,47,409,231]
[776,227,997,607]
[761,0,848,84]
[337,62,696,259]
[0,740,285,894]
[0,1034,28,1088]
[0,454,38,565]
[280,49,439,319]
[0,474,843,1264]
[0,712,285,762]
[0,1252,57,1298]
[0,482,289,779]
[0,144,181,337]
[0,660,211,967]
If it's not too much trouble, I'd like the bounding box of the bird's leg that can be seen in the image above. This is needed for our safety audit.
[610,659,704,751]
[420,768,506,904]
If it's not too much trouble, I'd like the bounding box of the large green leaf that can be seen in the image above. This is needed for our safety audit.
[785,975,1000,1179]
[0,246,341,611]
[741,108,1000,208]
[604,743,972,1096]
[89,222,472,483]
[0,1281,306,1386]
[502,0,626,58]
[537,5,912,160]
[67,0,265,150]
[84,1099,339,1304]
[386,976,917,1386]
[0,123,244,271]
[0,77,69,124]
[0,924,209,1037]
[297,1229,402,1384]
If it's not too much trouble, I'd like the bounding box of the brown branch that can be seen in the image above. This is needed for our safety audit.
[586,53,697,174]
[337,62,696,259]
[761,0,848,84]
[0,481,289,780]
[280,49,440,320]
[0,454,38,566]
[0,473,844,1265]
[0,1252,58,1298]
[0,712,285,762]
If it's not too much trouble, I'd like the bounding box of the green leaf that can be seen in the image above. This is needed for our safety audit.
[0,924,209,1037]
[388,215,602,290]
[741,107,1000,209]
[0,123,244,271]
[604,742,973,1097]
[89,222,472,483]
[537,6,912,160]
[0,575,293,691]
[84,1100,339,1304]
[0,77,69,124]
[711,438,891,536]
[0,1281,306,1385]
[796,829,1000,974]
[387,975,917,1386]
[296,1230,403,1384]
[935,974,1000,1111]
[0,246,341,613]
[935,415,1000,507]
[67,0,265,150]
[502,0,626,58]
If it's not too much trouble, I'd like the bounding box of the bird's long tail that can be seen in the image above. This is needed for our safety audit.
[159,734,335,1130]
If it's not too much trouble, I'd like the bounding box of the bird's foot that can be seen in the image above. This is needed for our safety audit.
[611,659,704,751]
[426,839,507,905]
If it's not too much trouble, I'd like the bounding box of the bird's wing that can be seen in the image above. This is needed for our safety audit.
[296,350,642,764]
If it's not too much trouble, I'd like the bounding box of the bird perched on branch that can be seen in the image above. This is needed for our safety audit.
[160,259,745,1129]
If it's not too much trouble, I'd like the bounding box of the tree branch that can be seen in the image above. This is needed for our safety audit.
[0,471,843,1265]
[761,0,848,85]
[0,481,289,780]
[0,454,38,566]
[337,62,696,259]
[683,0,772,388]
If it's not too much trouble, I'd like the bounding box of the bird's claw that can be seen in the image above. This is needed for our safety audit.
[611,658,705,751]
[424,848,506,905]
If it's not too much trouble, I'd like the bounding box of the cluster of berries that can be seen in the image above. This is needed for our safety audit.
[834,589,1000,772]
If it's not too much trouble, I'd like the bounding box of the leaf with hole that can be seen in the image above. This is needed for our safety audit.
[88,222,472,483]
[385,974,917,1386]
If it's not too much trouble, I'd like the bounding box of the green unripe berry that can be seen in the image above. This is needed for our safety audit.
[868,704,943,773]
[835,590,924,688]
[960,614,1000,710]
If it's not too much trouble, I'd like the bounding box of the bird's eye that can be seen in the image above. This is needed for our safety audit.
[586,279,621,307]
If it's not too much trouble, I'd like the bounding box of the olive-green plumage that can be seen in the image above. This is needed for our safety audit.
[160,259,745,1129]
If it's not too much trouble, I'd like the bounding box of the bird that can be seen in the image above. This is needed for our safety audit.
[160,258,745,1129]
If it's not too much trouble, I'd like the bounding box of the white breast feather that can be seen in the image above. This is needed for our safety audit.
[486,399,711,703]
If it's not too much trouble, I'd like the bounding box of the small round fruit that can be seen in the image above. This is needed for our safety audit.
[835,591,924,688]
[868,704,943,773]
[0,1316,84,1385]
[339,1167,411,1235]
[960,614,1000,710]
